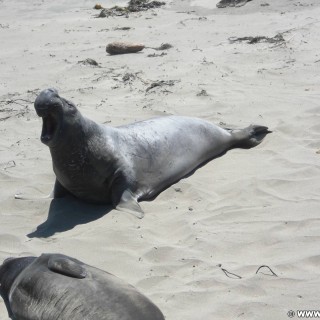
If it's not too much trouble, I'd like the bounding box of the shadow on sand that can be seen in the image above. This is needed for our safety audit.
[27,197,112,238]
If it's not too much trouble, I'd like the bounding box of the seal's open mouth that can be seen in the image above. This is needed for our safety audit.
[34,88,64,146]
[41,113,59,144]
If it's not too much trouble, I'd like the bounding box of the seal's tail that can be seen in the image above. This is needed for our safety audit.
[231,125,271,149]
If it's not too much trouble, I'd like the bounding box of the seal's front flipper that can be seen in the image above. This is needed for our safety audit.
[115,190,144,219]
[48,255,87,279]
[14,193,52,200]
[14,187,52,200]
[15,179,70,201]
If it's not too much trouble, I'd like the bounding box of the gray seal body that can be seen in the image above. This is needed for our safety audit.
[21,88,270,217]
[0,254,165,320]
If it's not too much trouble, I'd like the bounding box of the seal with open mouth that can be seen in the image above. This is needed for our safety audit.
[16,88,270,218]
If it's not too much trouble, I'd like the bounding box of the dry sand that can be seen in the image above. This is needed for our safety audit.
[1,0,320,319]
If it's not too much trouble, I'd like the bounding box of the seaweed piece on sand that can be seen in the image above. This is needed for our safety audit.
[229,33,285,44]
[97,0,165,17]
[217,0,252,8]
[127,0,165,12]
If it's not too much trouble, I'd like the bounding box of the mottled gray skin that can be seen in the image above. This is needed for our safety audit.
[24,88,269,217]
[0,254,165,320]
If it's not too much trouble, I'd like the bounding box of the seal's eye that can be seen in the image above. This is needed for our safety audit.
[66,102,74,108]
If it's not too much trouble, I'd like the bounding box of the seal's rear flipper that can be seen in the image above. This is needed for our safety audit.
[48,255,87,279]
[232,125,271,149]
[116,190,144,219]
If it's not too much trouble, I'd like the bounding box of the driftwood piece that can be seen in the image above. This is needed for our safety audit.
[106,42,145,55]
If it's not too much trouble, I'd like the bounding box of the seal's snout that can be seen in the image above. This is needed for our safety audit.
[2,257,14,264]
[34,88,60,116]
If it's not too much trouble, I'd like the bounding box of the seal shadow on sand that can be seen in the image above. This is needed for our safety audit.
[27,197,112,239]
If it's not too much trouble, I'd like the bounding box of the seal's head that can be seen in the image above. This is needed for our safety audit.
[0,256,36,300]
[34,88,78,147]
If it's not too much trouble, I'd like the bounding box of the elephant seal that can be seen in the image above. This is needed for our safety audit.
[0,253,165,320]
[15,88,270,218]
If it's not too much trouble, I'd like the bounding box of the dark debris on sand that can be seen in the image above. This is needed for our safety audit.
[97,0,165,18]
[229,33,285,44]
[145,43,173,56]
[146,80,176,92]
[147,52,167,58]
[127,0,166,12]
[114,27,132,31]
[147,43,173,51]
[197,89,208,96]
[122,72,137,83]
[216,0,252,8]
[0,96,33,122]
[78,58,100,66]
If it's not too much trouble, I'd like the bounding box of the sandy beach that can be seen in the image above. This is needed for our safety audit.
[1,0,320,318]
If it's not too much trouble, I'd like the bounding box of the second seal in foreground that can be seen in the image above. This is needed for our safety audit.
[0,253,164,320]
